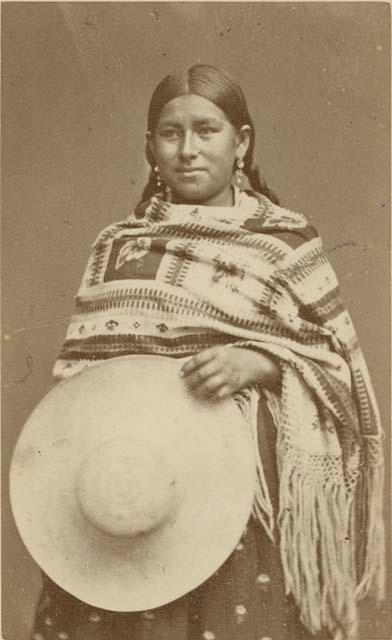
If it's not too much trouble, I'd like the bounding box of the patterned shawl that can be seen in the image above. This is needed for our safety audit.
[54,190,384,639]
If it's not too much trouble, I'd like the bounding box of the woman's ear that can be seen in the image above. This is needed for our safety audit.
[236,125,251,160]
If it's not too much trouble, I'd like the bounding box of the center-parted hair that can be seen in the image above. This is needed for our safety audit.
[140,64,279,205]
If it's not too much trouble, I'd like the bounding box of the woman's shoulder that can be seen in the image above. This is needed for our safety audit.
[90,198,158,248]
[90,221,128,247]
[242,190,319,250]
[90,213,147,248]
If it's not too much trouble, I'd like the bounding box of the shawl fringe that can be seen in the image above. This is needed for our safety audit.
[279,458,358,638]
[355,442,385,603]
[234,387,275,542]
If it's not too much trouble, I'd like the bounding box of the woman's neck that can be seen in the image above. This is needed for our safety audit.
[171,185,236,207]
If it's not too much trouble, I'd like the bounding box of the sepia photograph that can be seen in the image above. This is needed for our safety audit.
[2,3,390,640]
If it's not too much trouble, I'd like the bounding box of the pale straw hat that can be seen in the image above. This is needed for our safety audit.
[10,355,256,611]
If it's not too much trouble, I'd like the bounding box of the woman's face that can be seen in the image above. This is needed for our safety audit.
[148,94,250,207]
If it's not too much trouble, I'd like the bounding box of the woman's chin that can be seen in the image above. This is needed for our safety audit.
[172,184,208,205]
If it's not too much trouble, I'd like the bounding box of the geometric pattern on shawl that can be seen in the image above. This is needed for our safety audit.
[54,190,385,640]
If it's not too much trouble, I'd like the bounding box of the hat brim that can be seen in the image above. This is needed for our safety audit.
[10,355,256,611]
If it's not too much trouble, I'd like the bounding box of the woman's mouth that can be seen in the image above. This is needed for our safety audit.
[176,168,205,179]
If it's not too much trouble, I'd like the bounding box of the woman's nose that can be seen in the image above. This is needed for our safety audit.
[178,132,198,160]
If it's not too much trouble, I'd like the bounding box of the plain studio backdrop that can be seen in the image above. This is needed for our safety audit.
[1,3,390,639]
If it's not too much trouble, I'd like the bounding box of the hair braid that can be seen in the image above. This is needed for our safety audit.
[245,162,280,205]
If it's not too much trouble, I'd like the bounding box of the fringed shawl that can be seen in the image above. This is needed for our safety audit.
[54,190,385,639]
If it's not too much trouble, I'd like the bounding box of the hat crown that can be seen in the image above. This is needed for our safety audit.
[75,437,180,538]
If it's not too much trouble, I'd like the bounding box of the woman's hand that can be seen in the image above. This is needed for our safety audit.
[180,345,281,400]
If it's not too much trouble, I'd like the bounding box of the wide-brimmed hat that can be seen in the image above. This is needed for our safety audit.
[10,355,256,611]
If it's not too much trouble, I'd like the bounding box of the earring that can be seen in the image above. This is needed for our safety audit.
[164,184,173,203]
[154,166,162,189]
[235,158,244,188]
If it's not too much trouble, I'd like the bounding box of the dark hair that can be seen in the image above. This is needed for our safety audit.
[140,64,279,205]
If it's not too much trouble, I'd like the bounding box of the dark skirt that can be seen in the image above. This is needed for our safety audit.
[31,396,331,640]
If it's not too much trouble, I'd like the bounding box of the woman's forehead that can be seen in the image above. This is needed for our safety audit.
[157,94,229,125]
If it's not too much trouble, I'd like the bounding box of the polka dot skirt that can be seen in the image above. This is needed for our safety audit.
[31,518,330,640]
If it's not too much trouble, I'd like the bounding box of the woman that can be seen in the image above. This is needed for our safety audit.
[31,65,384,640]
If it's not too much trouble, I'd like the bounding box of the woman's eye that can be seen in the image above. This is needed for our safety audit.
[160,129,180,139]
[198,126,216,136]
